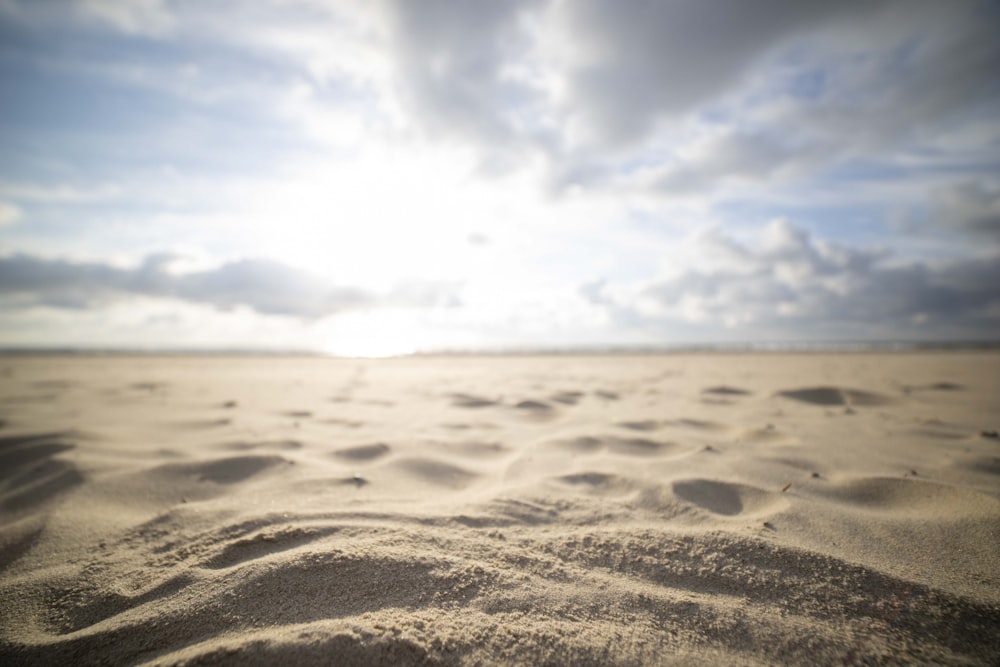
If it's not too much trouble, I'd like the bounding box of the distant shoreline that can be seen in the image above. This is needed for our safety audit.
[1,340,998,358]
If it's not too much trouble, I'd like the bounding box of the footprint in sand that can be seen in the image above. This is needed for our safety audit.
[701,386,752,405]
[150,455,288,487]
[555,472,637,496]
[551,436,604,454]
[388,457,479,490]
[219,440,302,452]
[331,442,391,461]
[617,420,660,432]
[664,418,726,431]
[607,437,679,456]
[515,399,551,410]
[614,418,726,433]
[439,421,500,431]
[187,455,288,484]
[322,417,365,428]
[550,391,585,405]
[130,382,165,393]
[672,479,786,517]
[434,441,509,458]
[737,425,796,445]
[702,386,752,396]
[513,400,556,417]
[776,386,892,407]
[909,425,972,441]
[167,418,233,430]
[450,393,499,408]
[547,435,682,457]
[903,382,964,394]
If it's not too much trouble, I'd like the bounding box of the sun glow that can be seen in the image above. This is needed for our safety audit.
[227,144,513,288]
[321,309,430,358]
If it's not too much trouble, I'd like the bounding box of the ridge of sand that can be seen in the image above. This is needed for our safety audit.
[1,353,998,665]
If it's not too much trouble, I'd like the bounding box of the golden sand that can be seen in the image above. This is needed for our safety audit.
[1,353,998,665]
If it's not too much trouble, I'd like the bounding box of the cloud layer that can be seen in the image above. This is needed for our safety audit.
[0,0,998,349]
[0,254,372,318]
[585,221,1000,340]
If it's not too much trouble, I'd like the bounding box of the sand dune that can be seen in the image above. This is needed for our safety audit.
[1,352,999,665]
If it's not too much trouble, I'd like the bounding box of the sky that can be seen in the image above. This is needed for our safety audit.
[0,0,998,355]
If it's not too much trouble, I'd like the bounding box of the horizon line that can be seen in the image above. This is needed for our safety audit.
[1,339,998,358]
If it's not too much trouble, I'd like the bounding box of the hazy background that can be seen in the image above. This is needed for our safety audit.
[1,0,998,356]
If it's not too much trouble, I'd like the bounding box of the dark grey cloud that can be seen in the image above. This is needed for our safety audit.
[929,181,1000,239]
[0,253,374,318]
[7,0,994,200]
[584,221,1000,339]
[381,0,552,167]
[375,0,999,200]
[375,0,883,151]
[602,0,999,195]
[556,0,883,148]
[654,132,808,195]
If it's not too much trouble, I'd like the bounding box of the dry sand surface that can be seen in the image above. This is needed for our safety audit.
[1,352,999,665]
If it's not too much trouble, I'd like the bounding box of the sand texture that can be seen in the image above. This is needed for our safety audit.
[1,352,999,665]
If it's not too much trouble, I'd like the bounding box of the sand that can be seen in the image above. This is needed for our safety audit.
[1,352,998,665]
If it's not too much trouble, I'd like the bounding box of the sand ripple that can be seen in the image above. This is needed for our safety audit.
[1,353,998,665]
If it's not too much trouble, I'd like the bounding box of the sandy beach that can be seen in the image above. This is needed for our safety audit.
[1,352,998,665]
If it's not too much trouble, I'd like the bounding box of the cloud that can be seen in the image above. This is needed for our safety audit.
[552,0,879,149]
[5,0,994,198]
[77,0,175,37]
[0,201,20,225]
[653,132,806,195]
[173,258,372,318]
[379,0,550,169]
[0,253,375,318]
[930,180,1000,239]
[0,182,122,203]
[585,220,1000,339]
[0,0,996,351]
[370,0,998,197]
